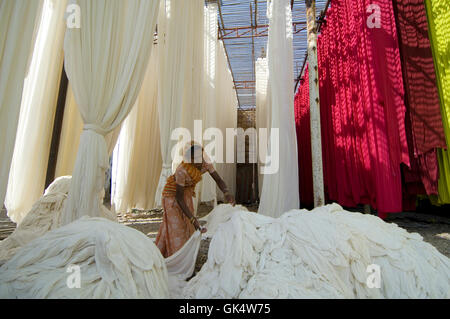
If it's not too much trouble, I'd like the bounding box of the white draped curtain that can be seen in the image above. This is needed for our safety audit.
[55,85,123,179]
[155,0,204,207]
[62,0,159,225]
[111,44,162,214]
[0,0,42,212]
[215,40,238,201]
[255,57,269,197]
[199,2,219,204]
[258,0,299,217]
[5,0,67,224]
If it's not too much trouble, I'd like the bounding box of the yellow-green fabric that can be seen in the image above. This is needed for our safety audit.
[425,0,450,204]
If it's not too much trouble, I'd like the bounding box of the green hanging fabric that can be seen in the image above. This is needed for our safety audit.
[425,0,450,204]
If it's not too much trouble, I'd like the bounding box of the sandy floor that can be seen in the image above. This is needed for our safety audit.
[1,204,449,273]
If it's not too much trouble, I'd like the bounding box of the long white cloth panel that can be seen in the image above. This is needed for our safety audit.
[62,0,159,225]
[112,45,162,213]
[0,0,42,213]
[5,0,67,224]
[199,2,219,204]
[258,0,299,217]
[155,0,202,207]
[255,57,269,197]
[215,40,238,201]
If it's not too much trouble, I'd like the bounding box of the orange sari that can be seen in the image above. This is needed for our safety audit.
[155,162,213,258]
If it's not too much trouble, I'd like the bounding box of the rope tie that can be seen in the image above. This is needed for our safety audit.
[83,124,108,136]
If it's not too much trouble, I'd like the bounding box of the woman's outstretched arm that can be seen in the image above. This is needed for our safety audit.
[175,184,204,232]
[210,171,236,206]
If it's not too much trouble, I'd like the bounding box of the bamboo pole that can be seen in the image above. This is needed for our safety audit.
[305,0,324,207]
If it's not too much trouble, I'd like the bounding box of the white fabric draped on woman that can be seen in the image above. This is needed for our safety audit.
[5,0,67,224]
[0,0,42,212]
[62,0,159,224]
[258,0,300,217]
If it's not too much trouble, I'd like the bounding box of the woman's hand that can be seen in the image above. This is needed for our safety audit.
[193,217,207,233]
[224,192,236,206]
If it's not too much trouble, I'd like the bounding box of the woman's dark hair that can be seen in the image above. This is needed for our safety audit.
[185,144,203,163]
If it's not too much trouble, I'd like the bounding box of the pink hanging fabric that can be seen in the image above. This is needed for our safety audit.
[295,68,314,207]
[295,0,410,218]
[393,0,446,203]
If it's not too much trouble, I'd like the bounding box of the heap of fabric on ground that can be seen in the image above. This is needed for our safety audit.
[0,217,169,298]
[0,176,115,265]
[184,204,450,298]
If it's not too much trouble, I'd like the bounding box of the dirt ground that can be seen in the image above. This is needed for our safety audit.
[1,204,449,273]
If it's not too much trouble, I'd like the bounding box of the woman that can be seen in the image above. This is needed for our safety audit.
[155,142,236,258]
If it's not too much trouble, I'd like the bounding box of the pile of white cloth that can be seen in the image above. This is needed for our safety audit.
[0,176,115,264]
[183,204,450,298]
[1,198,448,298]
[0,216,169,298]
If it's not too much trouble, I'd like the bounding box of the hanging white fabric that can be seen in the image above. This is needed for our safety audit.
[215,40,238,201]
[5,0,67,224]
[112,44,162,213]
[155,0,204,207]
[0,0,42,212]
[62,0,159,225]
[258,0,299,217]
[55,84,123,180]
[255,57,269,197]
[199,2,219,205]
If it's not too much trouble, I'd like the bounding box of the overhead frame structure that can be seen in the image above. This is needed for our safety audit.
[217,0,328,109]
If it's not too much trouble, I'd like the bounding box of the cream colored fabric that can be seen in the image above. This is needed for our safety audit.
[258,0,299,217]
[55,85,123,179]
[0,176,116,265]
[0,0,42,211]
[0,176,70,265]
[0,216,169,298]
[184,204,450,298]
[54,85,82,178]
[5,0,67,224]
[255,57,269,197]
[199,2,219,204]
[112,45,162,213]
[215,40,238,201]
[62,0,159,225]
[155,0,204,207]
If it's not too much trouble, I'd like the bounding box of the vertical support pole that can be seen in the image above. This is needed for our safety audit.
[45,65,69,189]
[305,0,325,207]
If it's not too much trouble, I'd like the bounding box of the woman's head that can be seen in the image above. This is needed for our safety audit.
[184,143,204,169]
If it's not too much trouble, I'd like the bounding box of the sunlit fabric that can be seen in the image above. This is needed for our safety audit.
[393,0,446,208]
[5,0,66,224]
[295,0,409,218]
[425,0,450,204]
[0,0,42,212]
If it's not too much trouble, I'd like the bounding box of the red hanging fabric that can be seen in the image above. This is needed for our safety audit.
[295,68,314,207]
[295,0,410,218]
[392,0,446,200]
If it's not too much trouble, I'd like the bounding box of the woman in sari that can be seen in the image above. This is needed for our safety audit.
[155,142,236,258]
